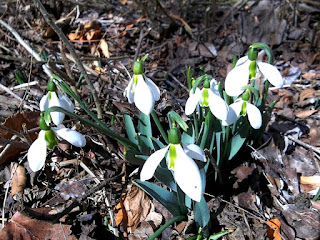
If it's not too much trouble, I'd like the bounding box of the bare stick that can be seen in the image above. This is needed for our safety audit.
[32,0,102,118]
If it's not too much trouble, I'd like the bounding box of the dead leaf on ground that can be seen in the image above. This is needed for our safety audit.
[114,184,151,233]
[267,218,281,240]
[295,109,318,119]
[300,175,320,187]
[0,211,76,240]
[11,163,27,199]
[100,39,110,58]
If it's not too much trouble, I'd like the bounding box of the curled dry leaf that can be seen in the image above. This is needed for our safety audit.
[300,175,320,187]
[267,218,281,240]
[11,163,27,199]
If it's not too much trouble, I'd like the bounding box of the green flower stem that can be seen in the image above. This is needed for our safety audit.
[261,79,270,109]
[200,111,211,149]
[193,112,199,141]
[151,111,169,144]
[45,106,138,150]
[148,215,186,240]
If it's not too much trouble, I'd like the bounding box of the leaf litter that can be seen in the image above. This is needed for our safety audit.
[0,0,319,239]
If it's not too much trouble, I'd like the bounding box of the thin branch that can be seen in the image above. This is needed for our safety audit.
[32,0,102,118]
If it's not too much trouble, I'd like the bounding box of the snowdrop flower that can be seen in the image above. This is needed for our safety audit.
[140,125,206,202]
[27,117,86,172]
[225,48,283,97]
[185,78,229,121]
[222,90,262,129]
[124,60,160,115]
[40,80,74,125]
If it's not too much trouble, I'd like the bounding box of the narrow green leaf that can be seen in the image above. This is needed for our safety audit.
[181,123,195,144]
[194,195,210,228]
[154,166,177,191]
[209,230,233,240]
[124,149,147,165]
[151,137,165,150]
[134,180,181,217]
[138,112,154,151]
[123,114,138,145]
[168,111,188,132]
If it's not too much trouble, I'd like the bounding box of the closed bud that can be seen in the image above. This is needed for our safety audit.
[168,125,181,144]
[47,80,57,92]
[133,61,144,75]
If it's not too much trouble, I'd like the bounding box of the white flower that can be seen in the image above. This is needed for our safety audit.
[225,56,283,97]
[140,143,206,202]
[222,99,262,129]
[40,92,74,125]
[185,79,229,121]
[124,74,160,115]
[27,125,86,172]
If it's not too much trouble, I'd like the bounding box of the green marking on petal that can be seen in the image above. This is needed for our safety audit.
[48,91,52,101]
[168,144,177,170]
[131,75,138,92]
[200,89,209,106]
[249,61,257,79]
[44,130,58,150]
[240,101,247,116]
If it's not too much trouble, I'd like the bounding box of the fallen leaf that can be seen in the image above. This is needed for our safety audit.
[299,88,317,101]
[11,163,27,199]
[295,109,318,119]
[300,175,320,187]
[100,39,110,58]
[0,212,76,240]
[267,218,281,240]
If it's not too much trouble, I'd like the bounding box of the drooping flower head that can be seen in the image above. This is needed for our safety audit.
[40,80,74,125]
[185,77,229,121]
[27,115,86,172]
[124,59,160,115]
[222,90,262,129]
[225,47,283,97]
[140,124,206,202]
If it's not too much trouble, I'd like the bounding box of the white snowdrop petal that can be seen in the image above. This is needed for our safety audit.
[134,78,155,115]
[222,101,242,126]
[39,94,49,111]
[174,145,202,202]
[246,102,262,129]
[224,65,250,97]
[183,143,206,162]
[125,79,134,104]
[185,88,202,115]
[52,126,86,147]
[27,131,47,172]
[59,93,75,113]
[49,92,65,125]
[207,90,229,121]
[140,145,170,181]
[235,56,249,67]
[257,62,283,88]
[145,77,160,101]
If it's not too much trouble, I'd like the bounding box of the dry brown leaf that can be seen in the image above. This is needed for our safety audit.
[68,32,79,41]
[100,39,110,58]
[124,185,151,233]
[299,88,317,101]
[300,175,320,187]
[11,163,26,199]
[267,218,281,240]
[295,109,318,119]
[0,212,76,240]
[0,111,39,165]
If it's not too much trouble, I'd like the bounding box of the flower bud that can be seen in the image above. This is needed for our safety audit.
[39,116,50,131]
[47,80,57,92]
[133,61,144,75]
[242,89,250,101]
[168,125,181,144]
[248,47,258,61]
[203,78,210,88]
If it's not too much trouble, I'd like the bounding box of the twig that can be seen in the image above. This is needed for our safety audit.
[134,29,149,62]
[10,81,38,90]
[167,72,189,92]
[286,135,320,156]
[0,19,52,77]
[32,0,102,119]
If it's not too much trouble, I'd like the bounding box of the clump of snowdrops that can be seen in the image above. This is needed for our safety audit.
[28,43,283,238]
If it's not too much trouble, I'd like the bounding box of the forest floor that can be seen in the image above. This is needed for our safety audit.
[0,0,320,239]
